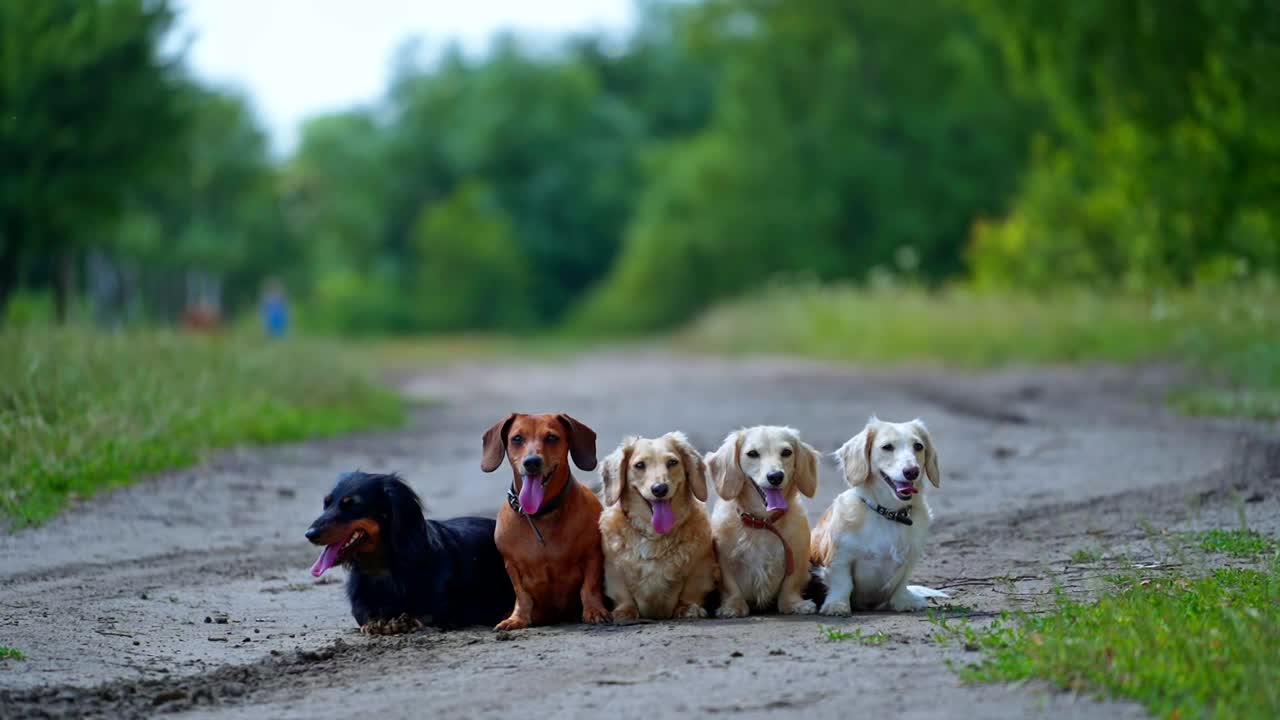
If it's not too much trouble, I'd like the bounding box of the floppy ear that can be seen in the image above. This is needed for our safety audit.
[913,419,941,488]
[669,432,708,502]
[600,439,634,506]
[707,431,747,501]
[793,439,821,498]
[481,414,516,472]
[836,423,875,487]
[557,414,598,471]
[383,474,425,542]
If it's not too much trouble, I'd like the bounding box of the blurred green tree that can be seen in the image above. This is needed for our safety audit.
[574,0,1033,331]
[0,0,189,322]
[411,181,531,331]
[117,86,292,314]
[967,0,1280,288]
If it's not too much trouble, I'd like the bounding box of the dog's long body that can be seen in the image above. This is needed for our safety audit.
[811,418,946,613]
[305,472,514,632]
[598,433,718,620]
[483,413,610,630]
[708,426,821,617]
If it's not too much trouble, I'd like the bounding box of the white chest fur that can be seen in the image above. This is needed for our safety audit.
[722,519,788,610]
[835,493,931,610]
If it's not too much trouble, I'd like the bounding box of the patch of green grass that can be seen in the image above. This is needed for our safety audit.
[1071,548,1102,564]
[0,646,25,660]
[678,282,1280,419]
[1,328,405,528]
[819,625,890,645]
[1195,529,1277,558]
[935,565,1280,719]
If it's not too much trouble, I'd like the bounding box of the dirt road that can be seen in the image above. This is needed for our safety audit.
[2,352,1276,719]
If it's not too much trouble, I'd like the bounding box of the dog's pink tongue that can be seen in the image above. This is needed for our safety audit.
[895,481,919,496]
[651,499,675,534]
[310,543,341,577]
[519,475,545,514]
[764,487,788,512]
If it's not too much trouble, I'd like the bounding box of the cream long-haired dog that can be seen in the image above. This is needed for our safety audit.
[709,426,821,617]
[810,417,947,614]
[598,432,718,620]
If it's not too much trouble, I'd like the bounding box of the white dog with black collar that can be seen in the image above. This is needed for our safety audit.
[810,417,947,614]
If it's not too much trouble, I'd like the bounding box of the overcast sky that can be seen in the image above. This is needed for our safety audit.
[174,0,635,153]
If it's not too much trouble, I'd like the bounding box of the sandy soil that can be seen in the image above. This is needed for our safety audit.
[1,351,1276,719]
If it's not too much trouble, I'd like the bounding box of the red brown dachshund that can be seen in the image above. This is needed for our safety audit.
[482,413,609,630]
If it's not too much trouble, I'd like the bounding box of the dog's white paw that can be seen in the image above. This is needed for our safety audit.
[716,597,749,618]
[819,600,851,617]
[783,599,818,615]
[677,603,708,619]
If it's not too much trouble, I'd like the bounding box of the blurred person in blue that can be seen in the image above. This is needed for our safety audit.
[260,278,289,338]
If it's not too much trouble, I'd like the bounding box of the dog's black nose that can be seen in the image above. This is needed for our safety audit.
[304,526,320,542]
[522,455,544,473]
[766,470,785,486]
[903,466,920,481]
[651,483,669,498]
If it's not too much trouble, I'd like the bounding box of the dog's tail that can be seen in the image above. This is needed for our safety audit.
[906,585,950,599]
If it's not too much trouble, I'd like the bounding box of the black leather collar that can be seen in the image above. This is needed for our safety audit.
[506,471,574,545]
[860,495,913,526]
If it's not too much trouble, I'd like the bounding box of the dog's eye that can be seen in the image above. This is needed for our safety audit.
[544,434,559,444]
[745,449,759,458]
[634,461,646,471]
[913,442,924,452]
[881,443,894,452]
[666,457,679,468]
[781,447,793,458]
[340,496,353,507]
[511,435,524,447]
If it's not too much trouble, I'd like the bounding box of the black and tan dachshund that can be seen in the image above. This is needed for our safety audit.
[305,471,514,633]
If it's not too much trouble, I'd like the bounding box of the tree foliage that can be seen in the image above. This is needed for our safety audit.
[573,0,1034,331]
[0,0,188,319]
[967,0,1280,289]
[5,0,1278,332]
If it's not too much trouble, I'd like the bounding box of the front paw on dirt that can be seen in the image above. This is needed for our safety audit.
[582,606,611,624]
[676,603,708,619]
[612,606,640,623]
[361,614,424,635]
[494,615,530,631]
[782,599,817,615]
[819,600,851,616]
[716,598,749,618]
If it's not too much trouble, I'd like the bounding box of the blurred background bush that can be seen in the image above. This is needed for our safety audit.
[1,0,1277,334]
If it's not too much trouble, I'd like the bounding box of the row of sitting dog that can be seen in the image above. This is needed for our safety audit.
[305,414,944,634]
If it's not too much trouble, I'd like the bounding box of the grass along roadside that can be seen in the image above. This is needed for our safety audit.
[1195,528,1277,558]
[819,626,890,645]
[678,282,1280,419]
[934,529,1280,719]
[0,646,25,661]
[1,329,404,528]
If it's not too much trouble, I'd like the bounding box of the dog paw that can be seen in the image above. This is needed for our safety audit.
[363,614,424,635]
[782,599,818,615]
[494,615,530,631]
[819,600,851,617]
[676,603,708,619]
[612,606,640,623]
[716,598,749,619]
[583,605,611,625]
